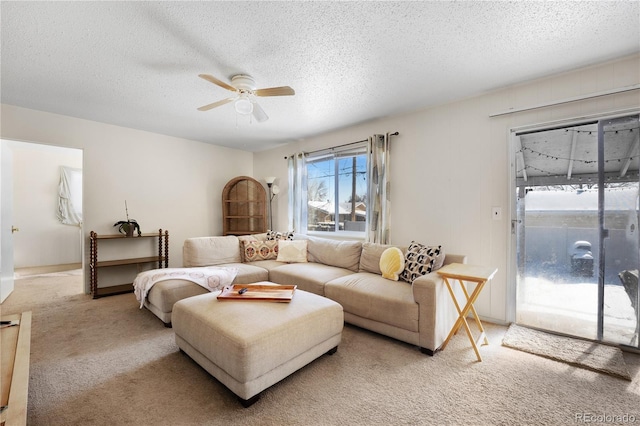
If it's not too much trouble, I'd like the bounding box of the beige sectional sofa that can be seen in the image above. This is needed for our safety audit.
[143,234,467,355]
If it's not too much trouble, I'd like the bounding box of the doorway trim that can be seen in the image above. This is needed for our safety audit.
[0,138,84,300]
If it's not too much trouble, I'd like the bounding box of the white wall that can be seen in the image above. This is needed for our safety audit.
[253,54,640,324]
[8,141,82,268]
[1,105,254,291]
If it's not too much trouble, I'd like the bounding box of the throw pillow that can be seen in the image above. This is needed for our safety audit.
[277,240,308,263]
[433,250,446,271]
[237,235,258,262]
[266,230,295,241]
[242,240,279,262]
[400,241,442,284]
[379,247,405,281]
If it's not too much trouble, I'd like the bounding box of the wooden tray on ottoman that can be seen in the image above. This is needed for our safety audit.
[217,284,296,302]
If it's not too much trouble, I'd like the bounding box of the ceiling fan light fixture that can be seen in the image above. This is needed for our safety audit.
[198,73,293,123]
[234,95,253,115]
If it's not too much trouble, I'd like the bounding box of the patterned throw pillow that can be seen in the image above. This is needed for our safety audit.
[237,235,258,262]
[266,230,295,241]
[399,241,442,284]
[242,240,279,262]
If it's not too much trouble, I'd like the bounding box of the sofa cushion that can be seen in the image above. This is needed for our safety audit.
[359,242,393,274]
[242,240,279,261]
[306,236,362,272]
[237,235,258,262]
[269,263,354,296]
[276,240,308,263]
[359,242,408,274]
[325,272,419,332]
[400,242,442,284]
[183,236,241,267]
[245,259,288,272]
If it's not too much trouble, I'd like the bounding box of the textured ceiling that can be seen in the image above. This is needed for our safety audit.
[1,1,639,152]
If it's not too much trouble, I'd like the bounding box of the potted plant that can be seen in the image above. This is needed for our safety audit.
[113,201,141,237]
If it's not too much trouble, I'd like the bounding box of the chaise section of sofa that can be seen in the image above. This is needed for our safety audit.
[145,235,269,325]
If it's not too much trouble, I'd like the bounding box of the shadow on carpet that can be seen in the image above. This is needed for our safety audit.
[502,323,631,381]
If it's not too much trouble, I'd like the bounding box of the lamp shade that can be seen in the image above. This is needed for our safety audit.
[234,96,253,115]
[264,176,276,185]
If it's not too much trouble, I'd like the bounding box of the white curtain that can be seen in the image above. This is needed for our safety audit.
[366,134,391,244]
[287,153,308,234]
[57,166,83,226]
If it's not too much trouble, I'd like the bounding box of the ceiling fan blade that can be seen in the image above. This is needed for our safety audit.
[254,86,295,97]
[251,100,269,122]
[198,74,237,93]
[197,97,235,111]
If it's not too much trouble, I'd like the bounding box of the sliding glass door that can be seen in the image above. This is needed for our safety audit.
[514,114,639,348]
[601,116,640,346]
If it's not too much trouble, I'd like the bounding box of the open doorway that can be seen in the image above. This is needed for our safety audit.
[6,140,83,278]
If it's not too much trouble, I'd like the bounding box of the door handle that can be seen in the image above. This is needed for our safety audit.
[11,226,19,233]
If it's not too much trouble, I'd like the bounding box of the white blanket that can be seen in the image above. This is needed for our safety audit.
[133,266,238,308]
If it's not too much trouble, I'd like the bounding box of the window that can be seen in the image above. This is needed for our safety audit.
[306,145,368,234]
[289,133,391,243]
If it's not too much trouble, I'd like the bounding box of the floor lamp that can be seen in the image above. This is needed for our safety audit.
[265,177,279,230]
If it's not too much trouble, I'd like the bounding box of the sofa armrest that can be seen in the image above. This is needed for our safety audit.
[183,236,242,267]
[411,254,467,353]
[442,253,467,266]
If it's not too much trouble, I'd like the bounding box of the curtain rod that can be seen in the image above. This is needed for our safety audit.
[284,132,399,159]
[489,84,640,117]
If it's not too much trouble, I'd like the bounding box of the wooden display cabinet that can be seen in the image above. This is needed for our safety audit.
[222,176,267,236]
[89,229,169,298]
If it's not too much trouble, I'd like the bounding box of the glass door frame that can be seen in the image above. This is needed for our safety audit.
[507,109,640,348]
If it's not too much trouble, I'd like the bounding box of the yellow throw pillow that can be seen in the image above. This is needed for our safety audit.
[379,247,405,281]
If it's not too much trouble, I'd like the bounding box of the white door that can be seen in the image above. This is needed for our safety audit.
[1,140,15,302]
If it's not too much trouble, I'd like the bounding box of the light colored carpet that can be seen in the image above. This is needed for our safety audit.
[502,323,632,381]
[2,272,640,425]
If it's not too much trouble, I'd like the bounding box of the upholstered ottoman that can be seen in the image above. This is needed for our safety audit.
[172,283,344,407]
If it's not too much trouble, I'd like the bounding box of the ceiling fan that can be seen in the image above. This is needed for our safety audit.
[197,74,295,123]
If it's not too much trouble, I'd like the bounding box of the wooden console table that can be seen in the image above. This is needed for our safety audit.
[1,311,31,426]
[438,263,497,362]
[89,229,169,298]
